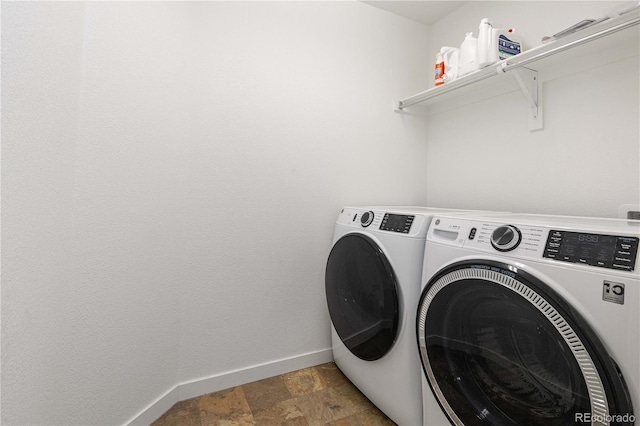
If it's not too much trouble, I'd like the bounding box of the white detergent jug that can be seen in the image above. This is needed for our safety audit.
[458,32,478,77]
[440,46,460,83]
[477,18,497,68]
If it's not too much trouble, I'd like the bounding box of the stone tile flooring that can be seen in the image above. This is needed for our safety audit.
[151,362,396,425]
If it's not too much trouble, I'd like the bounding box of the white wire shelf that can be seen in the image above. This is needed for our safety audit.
[394,7,640,131]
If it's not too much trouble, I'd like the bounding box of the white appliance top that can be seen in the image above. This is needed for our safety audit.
[341,205,478,216]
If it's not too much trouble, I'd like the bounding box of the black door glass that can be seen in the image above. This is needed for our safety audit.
[426,280,590,425]
[325,234,399,361]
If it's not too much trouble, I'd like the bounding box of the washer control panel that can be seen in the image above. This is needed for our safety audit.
[336,207,428,237]
[428,216,639,273]
[543,230,638,272]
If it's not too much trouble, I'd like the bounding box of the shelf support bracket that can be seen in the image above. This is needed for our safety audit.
[511,67,543,131]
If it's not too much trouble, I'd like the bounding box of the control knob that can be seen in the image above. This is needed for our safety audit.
[491,225,522,252]
[360,211,374,227]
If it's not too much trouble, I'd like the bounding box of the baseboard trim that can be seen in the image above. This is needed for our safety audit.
[126,348,333,425]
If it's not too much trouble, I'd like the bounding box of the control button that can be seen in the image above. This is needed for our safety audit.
[360,211,374,227]
[491,225,522,252]
[469,228,477,240]
[613,264,632,271]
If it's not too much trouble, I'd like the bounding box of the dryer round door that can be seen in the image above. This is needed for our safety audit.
[416,260,633,426]
[325,233,399,361]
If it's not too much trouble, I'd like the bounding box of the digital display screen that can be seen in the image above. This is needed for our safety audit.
[380,214,414,233]
[558,233,617,261]
[544,230,638,271]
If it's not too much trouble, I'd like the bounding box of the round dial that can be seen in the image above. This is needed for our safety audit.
[360,211,374,227]
[491,225,522,252]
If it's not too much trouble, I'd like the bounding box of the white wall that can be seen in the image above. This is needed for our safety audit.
[179,0,430,384]
[424,1,640,217]
[2,2,190,424]
[1,2,430,425]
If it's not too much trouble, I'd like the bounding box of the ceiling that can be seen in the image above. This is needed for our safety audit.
[361,1,466,25]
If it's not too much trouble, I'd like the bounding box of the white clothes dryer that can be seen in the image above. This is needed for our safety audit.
[417,213,639,426]
[325,206,491,426]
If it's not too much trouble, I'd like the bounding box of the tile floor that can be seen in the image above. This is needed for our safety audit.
[151,362,396,426]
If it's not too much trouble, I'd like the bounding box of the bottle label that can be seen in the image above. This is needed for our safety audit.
[498,34,521,59]
[435,61,445,86]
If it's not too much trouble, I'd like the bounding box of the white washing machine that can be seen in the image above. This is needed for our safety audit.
[325,206,491,426]
[417,213,639,426]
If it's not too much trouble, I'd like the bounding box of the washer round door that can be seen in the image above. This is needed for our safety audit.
[325,233,399,361]
[416,260,633,426]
